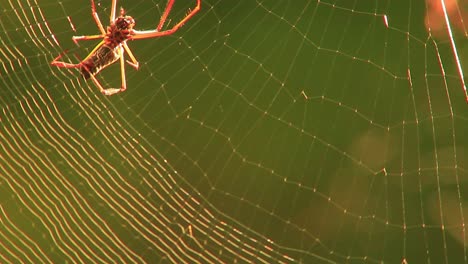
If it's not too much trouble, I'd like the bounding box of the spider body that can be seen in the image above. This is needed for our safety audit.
[80,45,118,79]
[51,0,200,95]
[80,14,135,79]
[104,15,135,47]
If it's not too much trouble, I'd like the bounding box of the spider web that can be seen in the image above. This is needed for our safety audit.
[1,0,468,263]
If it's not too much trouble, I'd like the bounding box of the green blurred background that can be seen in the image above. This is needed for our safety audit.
[1,0,468,263]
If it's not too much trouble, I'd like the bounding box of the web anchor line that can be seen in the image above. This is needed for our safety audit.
[440,0,468,103]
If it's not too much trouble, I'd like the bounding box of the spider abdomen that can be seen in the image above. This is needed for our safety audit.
[81,44,119,79]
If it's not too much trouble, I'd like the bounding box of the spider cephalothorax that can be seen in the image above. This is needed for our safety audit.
[115,12,135,31]
[106,14,136,46]
[51,0,201,96]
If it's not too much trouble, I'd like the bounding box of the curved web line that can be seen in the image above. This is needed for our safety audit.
[0,0,467,263]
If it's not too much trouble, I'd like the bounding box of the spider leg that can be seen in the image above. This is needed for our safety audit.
[157,0,175,31]
[88,73,108,95]
[50,51,81,68]
[131,0,200,40]
[110,0,118,22]
[118,45,127,93]
[123,42,139,69]
[72,34,105,45]
[91,0,106,34]
[94,45,127,96]
[72,0,107,45]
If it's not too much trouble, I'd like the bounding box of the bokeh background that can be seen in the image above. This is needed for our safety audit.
[0,0,468,263]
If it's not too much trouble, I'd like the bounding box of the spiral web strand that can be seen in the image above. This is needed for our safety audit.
[0,0,468,263]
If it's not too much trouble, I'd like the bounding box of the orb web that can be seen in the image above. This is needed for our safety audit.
[0,0,467,263]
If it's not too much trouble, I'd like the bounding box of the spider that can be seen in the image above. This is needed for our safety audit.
[51,0,201,95]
